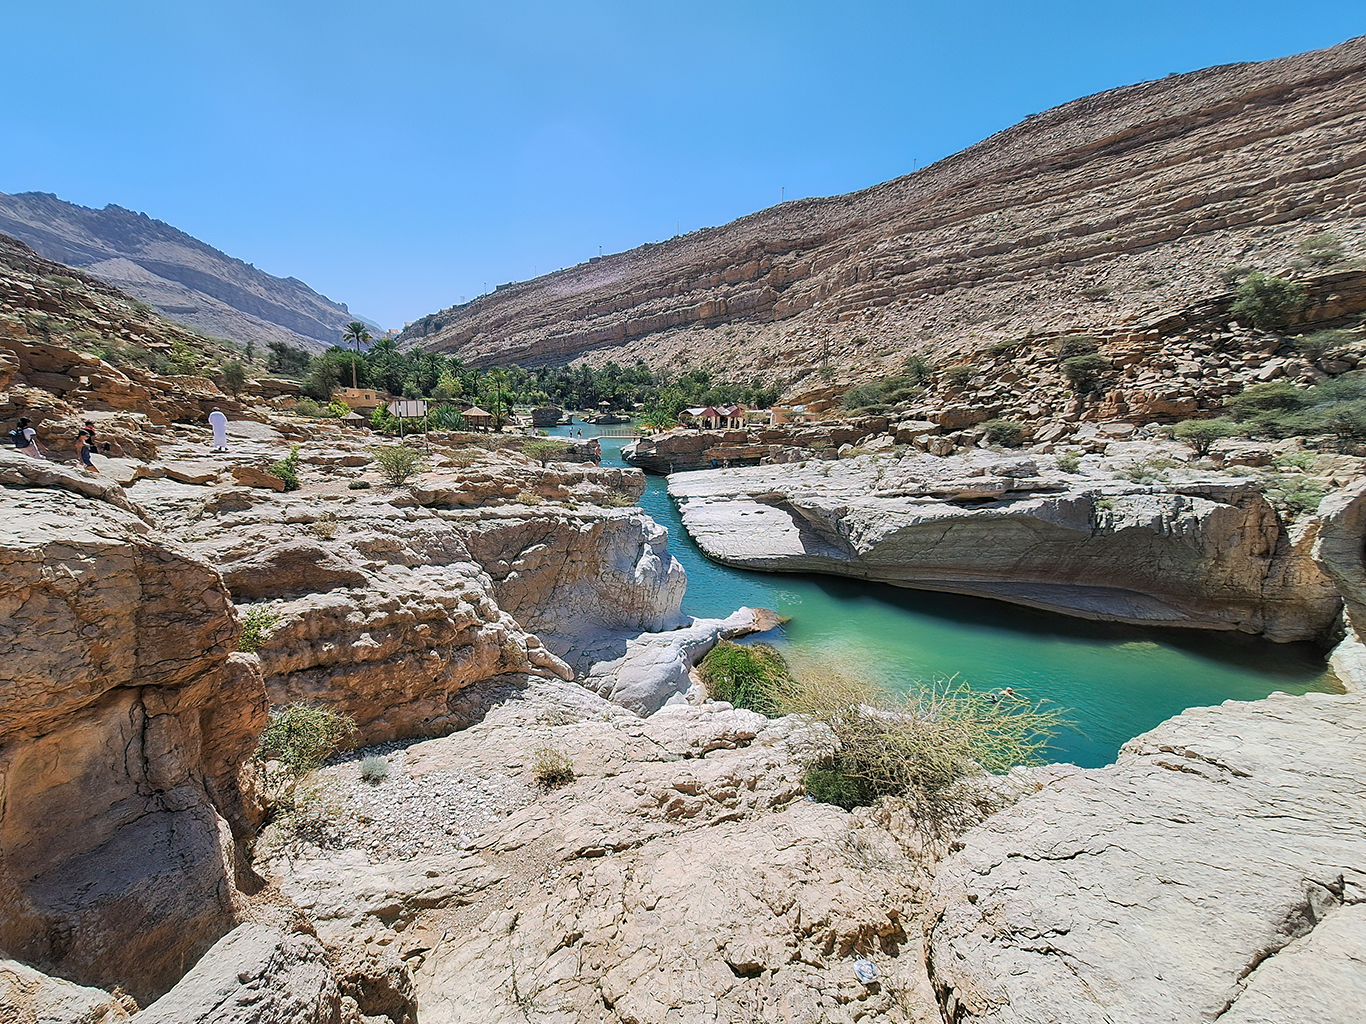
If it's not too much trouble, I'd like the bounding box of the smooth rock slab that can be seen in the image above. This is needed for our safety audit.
[136,924,341,1024]
[925,691,1366,1024]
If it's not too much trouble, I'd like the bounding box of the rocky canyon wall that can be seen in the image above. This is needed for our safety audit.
[401,37,1366,388]
[0,454,266,1004]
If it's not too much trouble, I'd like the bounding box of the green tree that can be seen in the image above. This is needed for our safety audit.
[432,368,461,402]
[222,358,247,398]
[303,355,339,401]
[1172,418,1240,455]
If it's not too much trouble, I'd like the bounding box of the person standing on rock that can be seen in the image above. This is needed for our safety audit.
[9,417,43,459]
[208,408,228,452]
[76,420,100,473]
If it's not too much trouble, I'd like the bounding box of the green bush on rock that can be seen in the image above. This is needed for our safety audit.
[254,703,358,798]
[697,641,794,716]
[1171,418,1240,455]
[269,446,301,491]
[239,606,282,652]
[984,419,1027,447]
[369,444,426,487]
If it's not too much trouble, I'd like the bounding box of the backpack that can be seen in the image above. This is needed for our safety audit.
[9,428,26,449]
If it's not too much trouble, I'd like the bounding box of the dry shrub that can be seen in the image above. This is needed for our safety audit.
[777,663,1064,843]
[533,746,575,789]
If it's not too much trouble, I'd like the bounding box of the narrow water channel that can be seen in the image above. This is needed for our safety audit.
[559,428,1338,767]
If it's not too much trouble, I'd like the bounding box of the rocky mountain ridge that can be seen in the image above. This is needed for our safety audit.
[0,191,361,352]
[401,36,1366,393]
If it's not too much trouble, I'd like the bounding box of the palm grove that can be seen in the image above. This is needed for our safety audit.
[263,324,783,431]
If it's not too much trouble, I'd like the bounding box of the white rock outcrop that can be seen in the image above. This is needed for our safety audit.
[670,451,1341,640]
[925,691,1366,1024]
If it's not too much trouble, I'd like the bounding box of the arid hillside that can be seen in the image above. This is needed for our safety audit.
[0,191,361,352]
[401,36,1366,391]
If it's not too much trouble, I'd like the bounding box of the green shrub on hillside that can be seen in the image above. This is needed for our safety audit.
[369,444,425,487]
[984,419,1027,447]
[1171,418,1240,455]
[239,606,282,652]
[1061,353,1111,393]
[254,703,358,785]
[1230,272,1307,330]
[270,446,301,491]
[902,353,936,383]
[223,359,246,398]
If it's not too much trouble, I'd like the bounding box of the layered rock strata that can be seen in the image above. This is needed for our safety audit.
[130,447,681,744]
[669,449,1341,640]
[926,691,1366,1024]
[0,453,266,1003]
[402,38,1366,385]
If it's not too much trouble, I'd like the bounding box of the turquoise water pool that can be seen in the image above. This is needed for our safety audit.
[559,427,1338,767]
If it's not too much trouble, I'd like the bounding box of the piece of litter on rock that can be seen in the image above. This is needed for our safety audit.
[853,959,878,984]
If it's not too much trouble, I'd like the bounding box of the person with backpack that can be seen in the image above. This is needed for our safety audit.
[9,417,42,459]
[76,420,101,473]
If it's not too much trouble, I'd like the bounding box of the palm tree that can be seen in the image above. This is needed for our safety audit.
[342,321,370,389]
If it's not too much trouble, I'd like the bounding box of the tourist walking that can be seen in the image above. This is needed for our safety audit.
[77,420,101,473]
[9,417,43,459]
[208,408,228,452]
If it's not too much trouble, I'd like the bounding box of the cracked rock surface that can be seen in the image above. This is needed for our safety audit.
[925,690,1366,1024]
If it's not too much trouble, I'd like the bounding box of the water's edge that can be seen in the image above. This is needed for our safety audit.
[564,429,1336,767]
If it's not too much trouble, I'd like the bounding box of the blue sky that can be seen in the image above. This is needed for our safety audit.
[3,2,1361,328]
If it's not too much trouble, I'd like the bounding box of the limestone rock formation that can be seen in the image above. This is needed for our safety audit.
[401,38,1366,389]
[0,453,266,1003]
[0,959,134,1023]
[925,691,1366,1024]
[1312,478,1366,688]
[669,450,1341,640]
[622,418,889,473]
[128,460,686,743]
[570,607,779,715]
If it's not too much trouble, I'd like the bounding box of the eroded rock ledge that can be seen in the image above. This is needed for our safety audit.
[669,449,1341,641]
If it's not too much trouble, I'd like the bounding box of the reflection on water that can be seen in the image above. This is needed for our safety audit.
[556,427,1338,767]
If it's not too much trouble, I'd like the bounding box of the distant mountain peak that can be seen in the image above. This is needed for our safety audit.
[0,190,369,353]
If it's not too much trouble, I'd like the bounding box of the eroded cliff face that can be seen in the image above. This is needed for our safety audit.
[669,450,1342,640]
[123,437,685,744]
[0,453,266,1004]
[401,37,1366,385]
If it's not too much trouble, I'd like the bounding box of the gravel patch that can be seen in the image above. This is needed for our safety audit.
[306,740,536,861]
